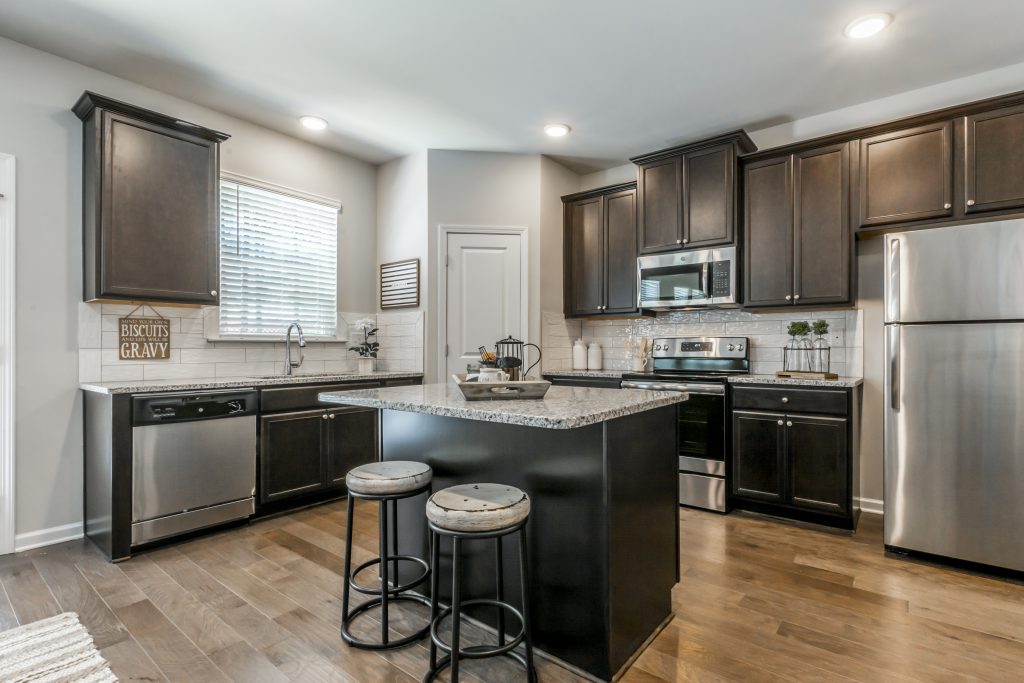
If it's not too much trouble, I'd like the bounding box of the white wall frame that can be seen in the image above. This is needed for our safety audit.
[0,154,15,556]
[435,225,530,384]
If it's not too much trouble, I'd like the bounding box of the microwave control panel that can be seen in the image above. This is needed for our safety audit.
[711,261,731,297]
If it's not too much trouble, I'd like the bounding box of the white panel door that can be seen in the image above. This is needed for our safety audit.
[445,232,523,379]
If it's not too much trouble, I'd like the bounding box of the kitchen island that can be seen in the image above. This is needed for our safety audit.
[319,383,685,682]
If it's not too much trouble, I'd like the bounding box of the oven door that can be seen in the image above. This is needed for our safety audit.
[637,248,736,309]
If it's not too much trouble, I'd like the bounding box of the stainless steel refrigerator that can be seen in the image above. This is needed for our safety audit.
[884,219,1024,572]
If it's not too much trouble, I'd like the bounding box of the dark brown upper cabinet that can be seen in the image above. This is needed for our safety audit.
[964,103,1024,215]
[562,182,642,318]
[632,131,756,255]
[856,121,953,229]
[744,143,851,308]
[74,92,229,304]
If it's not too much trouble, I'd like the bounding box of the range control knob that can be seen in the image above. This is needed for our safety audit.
[737,344,744,351]
[654,344,663,351]
[727,344,735,351]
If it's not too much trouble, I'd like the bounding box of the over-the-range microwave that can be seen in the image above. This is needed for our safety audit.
[637,246,737,309]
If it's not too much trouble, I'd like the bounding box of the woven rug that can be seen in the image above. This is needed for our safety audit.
[0,612,117,682]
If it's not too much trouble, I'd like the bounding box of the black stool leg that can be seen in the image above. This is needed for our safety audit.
[379,499,390,646]
[428,530,440,671]
[450,536,462,683]
[518,528,536,682]
[341,494,355,634]
[391,498,400,585]
[495,537,505,646]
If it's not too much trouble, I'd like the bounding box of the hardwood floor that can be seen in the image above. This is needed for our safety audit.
[2,502,1023,682]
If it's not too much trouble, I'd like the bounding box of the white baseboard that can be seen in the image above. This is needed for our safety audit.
[855,496,884,515]
[14,521,84,552]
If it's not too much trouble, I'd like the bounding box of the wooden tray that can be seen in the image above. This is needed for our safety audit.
[451,374,551,401]
[774,370,839,380]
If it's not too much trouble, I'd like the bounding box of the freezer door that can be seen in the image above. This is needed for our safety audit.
[884,219,1024,323]
[884,322,1024,571]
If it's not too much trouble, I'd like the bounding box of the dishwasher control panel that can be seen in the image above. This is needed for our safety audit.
[132,389,258,426]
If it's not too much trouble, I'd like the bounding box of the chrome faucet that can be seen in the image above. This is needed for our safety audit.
[284,322,306,375]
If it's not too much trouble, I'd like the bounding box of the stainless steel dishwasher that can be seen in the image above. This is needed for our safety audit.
[131,388,258,546]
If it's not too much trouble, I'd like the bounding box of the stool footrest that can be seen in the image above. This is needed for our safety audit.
[341,593,432,651]
[429,598,526,658]
[350,555,430,596]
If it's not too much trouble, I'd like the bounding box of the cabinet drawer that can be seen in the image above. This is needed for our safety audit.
[730,386,848,416]
[261,382,381,413]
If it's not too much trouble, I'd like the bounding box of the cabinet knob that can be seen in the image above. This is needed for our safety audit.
[966,199,975,207]
[786,421,793,427]
[785,295,792,301]
[210,290,218,296]
[329,414,336,420]
[943,203,952,209]
[777,420,784,426]
[781,397,789,403]
[676,239,682,244]
[322,413,329,420]
[794,294,800,301]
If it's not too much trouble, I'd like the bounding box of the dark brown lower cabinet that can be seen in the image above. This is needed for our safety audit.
[260,406,379,503]
[730,385,859,529]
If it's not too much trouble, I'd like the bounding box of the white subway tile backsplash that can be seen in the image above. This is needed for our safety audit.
[79,349,101,383]
[180,348,246,364]
[101,364,145,382]
[144,363,217,380]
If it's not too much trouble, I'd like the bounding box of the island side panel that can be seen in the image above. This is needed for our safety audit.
[605,405,679,675]
[380,409,612,679]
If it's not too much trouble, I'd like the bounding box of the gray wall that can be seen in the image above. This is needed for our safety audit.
[1,37,378,541]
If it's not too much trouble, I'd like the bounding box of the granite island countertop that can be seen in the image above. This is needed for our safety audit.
[79,371,423,395]
[319,382,687,429]
[728,374,864,388]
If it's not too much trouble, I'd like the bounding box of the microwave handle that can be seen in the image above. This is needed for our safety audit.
[701,262,710,297]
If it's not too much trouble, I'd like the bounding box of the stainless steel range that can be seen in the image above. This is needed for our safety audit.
[621,337,749,512]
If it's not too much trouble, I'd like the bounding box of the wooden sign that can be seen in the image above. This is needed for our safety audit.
[118,317,171,360]
[380,258,420,309]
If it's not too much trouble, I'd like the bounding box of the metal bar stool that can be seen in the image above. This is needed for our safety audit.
[341,461,433,650]
[424,483,536,683]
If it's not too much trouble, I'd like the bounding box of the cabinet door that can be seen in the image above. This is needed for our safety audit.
[731,411,785,503]
[326,406,379,488]
[964,105,1024,214]
[638,158,683,253]
[604,188,639,313]
[569,196,605,316]
[100,112,219,303]
[260,410,326,503]
[743,156,794,307]
[786,415,848,514]
[857,121,953,228]
[683,143,735,248]
[794,144,851,306]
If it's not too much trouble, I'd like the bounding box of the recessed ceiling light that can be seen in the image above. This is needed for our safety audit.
[844,13,892,39]
[544,123,571,137]
[300,115,328,131]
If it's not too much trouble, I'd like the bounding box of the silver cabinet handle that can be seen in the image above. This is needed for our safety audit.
[676,239,682,244]
[210,290,218,296]
[785,295,792,301]
[794,294,801,301]
[943,203,952,209]
[786,421,793,427]
[781,397,789,403]
[329,414,336,420]
[682,238,688,244]
[321,413,329,420]
[966,200,975,207]
[777,420,784,426]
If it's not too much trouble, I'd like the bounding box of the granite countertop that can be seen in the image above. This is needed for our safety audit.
[79,371,424,395]
[729,374,864,388]
[319,383,687,429]
[541,369,624,379]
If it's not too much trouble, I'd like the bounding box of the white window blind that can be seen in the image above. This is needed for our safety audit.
[219,178,338,337]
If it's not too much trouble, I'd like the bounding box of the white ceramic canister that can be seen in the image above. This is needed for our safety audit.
[572,339,588,370]
[587,342,603,371]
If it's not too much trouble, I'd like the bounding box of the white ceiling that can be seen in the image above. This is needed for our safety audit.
[2,0,1024,172]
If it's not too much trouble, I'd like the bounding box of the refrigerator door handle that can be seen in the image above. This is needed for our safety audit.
[887,325,900,412]
[885,236,902,323]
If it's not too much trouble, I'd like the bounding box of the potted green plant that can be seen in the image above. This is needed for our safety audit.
[785,321,812,372]
[350,318,380,374]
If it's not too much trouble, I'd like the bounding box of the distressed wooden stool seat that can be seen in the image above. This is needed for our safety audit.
[341,461,433,650]
[424,483,536,683]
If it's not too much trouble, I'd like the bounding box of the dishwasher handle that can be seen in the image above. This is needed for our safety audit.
[132,390,259,426]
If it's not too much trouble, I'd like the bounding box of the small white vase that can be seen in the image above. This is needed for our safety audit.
[358,357,376,374]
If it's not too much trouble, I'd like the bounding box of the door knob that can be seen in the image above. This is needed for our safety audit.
[210,290,218,296]
[786,421,793,427]
[967,200,975,207]
[329,414,336,420]
[322,413,329,420]
[777,420,784,426]
[785,295,792,301]
[943,203,952,209]
[676,239,682,244]
[781,397,789,403]
[794,294,801,301]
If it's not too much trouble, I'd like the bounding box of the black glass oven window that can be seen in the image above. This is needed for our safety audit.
[677,394,725,461]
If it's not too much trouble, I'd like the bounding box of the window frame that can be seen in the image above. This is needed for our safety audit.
[204,171,348,342]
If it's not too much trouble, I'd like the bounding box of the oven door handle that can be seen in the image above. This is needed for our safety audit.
[621,381,725,396]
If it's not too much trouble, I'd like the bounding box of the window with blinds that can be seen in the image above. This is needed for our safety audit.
[219,178,338,337]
